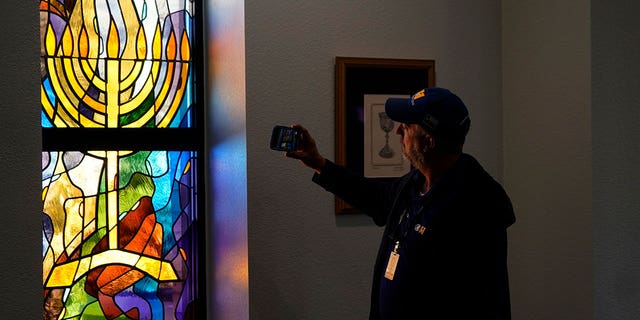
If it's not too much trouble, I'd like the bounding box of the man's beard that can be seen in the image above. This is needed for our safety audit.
[402,144,425,170]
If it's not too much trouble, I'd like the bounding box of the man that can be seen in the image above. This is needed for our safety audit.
[286,87,515,319]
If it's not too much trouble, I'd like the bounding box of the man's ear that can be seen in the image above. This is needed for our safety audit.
[423,134,435,151]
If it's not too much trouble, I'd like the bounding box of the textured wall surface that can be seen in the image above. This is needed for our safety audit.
[0,0,42,318]
[592,0,640,318]
[503,1,593,319]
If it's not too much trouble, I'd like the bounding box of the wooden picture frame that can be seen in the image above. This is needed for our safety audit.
[334,57,435,214]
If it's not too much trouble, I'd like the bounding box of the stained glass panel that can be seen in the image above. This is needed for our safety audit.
[40,0,195,129]
[42,150,199,319]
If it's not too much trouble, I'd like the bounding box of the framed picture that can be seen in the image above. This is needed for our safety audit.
[334,57,435,214]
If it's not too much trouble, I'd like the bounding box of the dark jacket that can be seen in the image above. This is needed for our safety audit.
[313,153,515,319]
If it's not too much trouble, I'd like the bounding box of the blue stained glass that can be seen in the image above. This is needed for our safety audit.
[42,78,55,128]
[171,69,195,128]
[148,151,172,210]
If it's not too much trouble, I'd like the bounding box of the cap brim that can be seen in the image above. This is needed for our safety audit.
[385,97,420,124]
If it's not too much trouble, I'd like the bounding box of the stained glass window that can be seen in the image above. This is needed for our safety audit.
[40,1,204,319]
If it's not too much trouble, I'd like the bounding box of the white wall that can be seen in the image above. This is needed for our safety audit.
[502,1,593,319]
[592,0,640,318]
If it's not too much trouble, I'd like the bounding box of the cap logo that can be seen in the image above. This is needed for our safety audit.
[411,89,426,106]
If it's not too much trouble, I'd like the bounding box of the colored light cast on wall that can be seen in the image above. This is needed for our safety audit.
[40,0,202,319]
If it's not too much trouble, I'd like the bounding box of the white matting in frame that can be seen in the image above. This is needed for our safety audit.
[363,94,411,178]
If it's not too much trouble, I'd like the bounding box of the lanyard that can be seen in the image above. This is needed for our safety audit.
[383,188,431,281]
[386,170,433,248]
[388,194,429,245]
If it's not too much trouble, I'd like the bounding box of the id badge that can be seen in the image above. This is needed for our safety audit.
[384,241,401,280]
[384,251,399,280]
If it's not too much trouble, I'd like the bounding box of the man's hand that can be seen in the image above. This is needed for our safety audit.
[285,124,326,173]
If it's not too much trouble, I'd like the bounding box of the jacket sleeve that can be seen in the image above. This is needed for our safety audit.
[312,160,405,226]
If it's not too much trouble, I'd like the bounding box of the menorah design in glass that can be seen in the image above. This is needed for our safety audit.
[40,1,200,319]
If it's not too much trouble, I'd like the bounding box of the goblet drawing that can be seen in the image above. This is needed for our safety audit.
[378,112,395,158]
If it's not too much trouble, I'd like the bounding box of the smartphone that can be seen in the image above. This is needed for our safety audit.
[270,125,301,152]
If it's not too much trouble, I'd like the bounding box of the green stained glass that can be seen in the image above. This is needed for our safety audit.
[119,92,156,127]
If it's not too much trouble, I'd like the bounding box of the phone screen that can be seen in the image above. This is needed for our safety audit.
[270,125,300,151]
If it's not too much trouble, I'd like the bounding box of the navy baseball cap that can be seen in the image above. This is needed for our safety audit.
[385,87,470,136]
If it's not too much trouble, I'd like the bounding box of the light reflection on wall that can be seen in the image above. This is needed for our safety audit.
[207,0,249,319]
